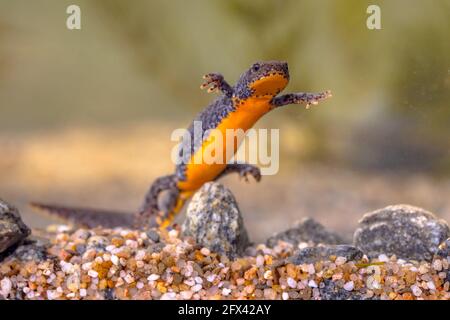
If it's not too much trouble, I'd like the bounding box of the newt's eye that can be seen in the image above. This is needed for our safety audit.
[252,64,260,72]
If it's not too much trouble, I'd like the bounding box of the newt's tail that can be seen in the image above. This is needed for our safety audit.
[30,202,134,229]
[30,174,189,230]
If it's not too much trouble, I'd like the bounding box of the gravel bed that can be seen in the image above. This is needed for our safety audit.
[1,225,449,300]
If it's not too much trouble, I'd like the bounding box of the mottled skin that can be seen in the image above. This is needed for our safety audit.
[32,61,331,229]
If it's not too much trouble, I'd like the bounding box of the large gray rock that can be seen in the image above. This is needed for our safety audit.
[354,205,449,261]
[266,217,345,248]
[181,182,249,258]
[288,245,364,265]
[0,199,31,254]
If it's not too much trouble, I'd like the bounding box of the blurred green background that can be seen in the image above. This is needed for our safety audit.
[0,0,449,241]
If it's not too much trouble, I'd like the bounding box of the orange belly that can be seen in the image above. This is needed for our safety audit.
[177,97,271,192]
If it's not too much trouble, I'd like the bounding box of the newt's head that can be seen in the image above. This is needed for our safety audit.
[235,61,289,99]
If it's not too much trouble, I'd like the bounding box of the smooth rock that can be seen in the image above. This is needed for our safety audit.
[288,245,364,265]
[353,205,449,261]
[0,199,31,254]
[146,230,160,243]
[182,182,249,258]
[266,217,345,248]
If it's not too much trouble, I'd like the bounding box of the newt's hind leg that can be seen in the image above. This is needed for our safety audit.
[137,175,177,228]
[157,191,192,229]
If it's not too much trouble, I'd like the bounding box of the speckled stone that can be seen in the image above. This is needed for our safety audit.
[181,182,249,258]
[319,279,369,300]
[353,205,449,261]
[0,199,31,254]
[266,217,345,247]
[7,239,48,261]
[288,245,364,265]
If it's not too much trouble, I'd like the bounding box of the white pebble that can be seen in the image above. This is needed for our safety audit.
[343,281,354,291]
[256,255,265,267]
[87,270,98,278]
[109,253,119,265]
[168,229,178,238]
[180,291,193,299]
[335,256,347,265]
[200,248,210,256]
[160,292,177,300]
[61,262,74,274]
[94,256,103,264]
[378,254,389,262]
[136,282,144,289]
[206,274,216,282]
[194,276,203,284]
[0,278,12,296]
[282,292,289,300]
[106,245,116,252]
[184,265,194,277]
[46,290,59,300]
[432,259,443,271]
[263,270,273,280]
[82,262,92,271]
[418,265,428,274]
[308,280,318,288]
[125,239,138,248]
[222,288,231,296]
[298,242,309,249]
[191,284,202,292]
[147,274,160,281]
[135,250,146,261]
[366,276,381,290]
[287,277,297,289]
[307,264,315,275]
[79,288,87,297]
[124,274,135,284]
[427,281,436,291]
[411,285,422,297]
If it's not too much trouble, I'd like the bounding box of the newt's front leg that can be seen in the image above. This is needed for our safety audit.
[216,163,262,182]
[200,73,234,98]
[271,91,332,109]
